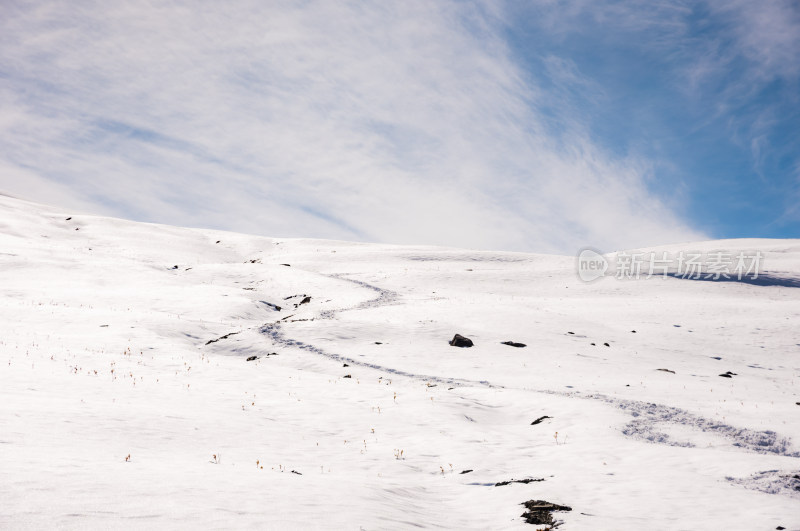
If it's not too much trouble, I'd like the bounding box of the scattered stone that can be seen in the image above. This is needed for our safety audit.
[171,265,178,269]
[291,470,302,475]
[657,368,675,374]
[65,217,72,221]
[460,469,473,474]
[215,240,220,243]
[261,301,282,311]
[603,342,610,347]
[343,363,349,367]
[246,356,257,361]
[449,334,474,348]
[280,264,291,267]
[99,324,109,328]
[501,341,527,348]
[75,228,79,231]
[777,526,785,530]
[531,416,552,426]
[719,371,737,378]
[710,356,722,360]
[343,374,352,378]
[631,330,637,333]
[567,331,575,335]
[590,342,596,346]
[375,341,383,345]
[521,500,572,527]
[496,478,545,487]
[299,296,312,305]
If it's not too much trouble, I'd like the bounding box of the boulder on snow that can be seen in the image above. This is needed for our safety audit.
[449,334,474,347]
[501,341,526,348]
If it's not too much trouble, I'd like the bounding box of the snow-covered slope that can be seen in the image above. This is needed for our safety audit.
[1,194,799,530]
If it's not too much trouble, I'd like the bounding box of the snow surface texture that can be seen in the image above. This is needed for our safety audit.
[1,194,799,530]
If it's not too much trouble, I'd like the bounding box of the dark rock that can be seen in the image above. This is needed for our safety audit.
[343,374,352,378]
[291,470,302,475]
[246,356,257,361]
[281,264,291,267]
[567,331,575,335]
[343,363,349,367]
[631,330,637,333]
[521,500,572,526]
[496,478,545,486]
[299,296,311,305]
[531,416,552,425]
[75,228,79,231]
[460,469,473,474]
[172,265,178,269]
[374,341,383,345]
[65,217,72,221]
[501,341,527,348]
[719,371,737,378]
[206,331,240,345]
[710,356,722,360]
[216,240,220,243]
[603,342,610,347]
[656,368,675,374]
[261,301,282,312]
[590,343,596,346]
[449,334,474,348]
[777,527,785,530]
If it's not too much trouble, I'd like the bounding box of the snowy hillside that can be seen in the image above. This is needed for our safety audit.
[1,194,799,530]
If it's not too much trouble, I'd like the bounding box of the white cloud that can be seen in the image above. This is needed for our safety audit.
[0,0,704,253]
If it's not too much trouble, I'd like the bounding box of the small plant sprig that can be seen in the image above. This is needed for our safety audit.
[210,453,220,464]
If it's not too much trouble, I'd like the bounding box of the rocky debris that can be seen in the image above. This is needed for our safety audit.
[460,469,473,474]
[657,368,675,374]
[291,470,302,475]
[65,217,72,221]
[603,342,610,347]
[260,301,282,311]
[710,356,722,360]
[449,334,474,348]
[280,263,291,267]
[521,500,572,527]
[501,341,526,348]
[171,265,179,269]
[631,330,637,333]
[374,341,383,345]
[590,342,596,346]
[719,371,737,378]
[247,259,261,264]
[343,374,352,379]
[284,294,307,300]
[215,240,220,243]
[496,478,545,487]
[342,363,349,367]
[246,356,257,361]
[531,416,552,426]
[567,331,575,335]
[206,331,241,345]
[298,296,311,305]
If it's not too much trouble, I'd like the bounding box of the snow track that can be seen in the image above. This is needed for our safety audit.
[261,272,499,389]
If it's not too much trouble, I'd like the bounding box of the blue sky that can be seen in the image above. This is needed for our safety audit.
[0,1,797,253]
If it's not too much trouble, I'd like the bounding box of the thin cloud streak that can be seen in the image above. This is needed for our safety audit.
[0,0,705,252]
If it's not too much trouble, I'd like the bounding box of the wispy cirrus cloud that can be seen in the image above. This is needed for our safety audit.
[0,0,707,252]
